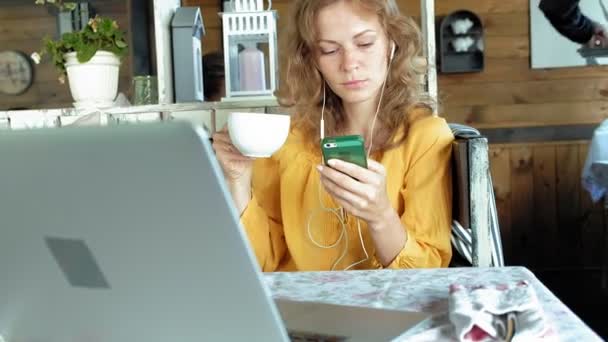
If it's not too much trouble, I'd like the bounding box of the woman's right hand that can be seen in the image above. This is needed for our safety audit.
[211,127,254,183]
[212,128,254,215]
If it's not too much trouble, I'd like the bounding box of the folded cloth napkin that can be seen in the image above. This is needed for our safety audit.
[449,281,551,341]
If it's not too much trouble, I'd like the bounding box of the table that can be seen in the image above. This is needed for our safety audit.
[264,267,602,341]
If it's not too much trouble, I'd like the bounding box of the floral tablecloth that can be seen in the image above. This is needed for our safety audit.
[264,266,602,341]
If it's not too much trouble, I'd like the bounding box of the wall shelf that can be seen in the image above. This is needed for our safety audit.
[437,10,484,74]
[0,99,282,131]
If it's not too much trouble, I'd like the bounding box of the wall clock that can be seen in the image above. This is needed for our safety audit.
[0,50,34,95]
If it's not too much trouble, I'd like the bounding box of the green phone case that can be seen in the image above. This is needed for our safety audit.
[321,135,368,168]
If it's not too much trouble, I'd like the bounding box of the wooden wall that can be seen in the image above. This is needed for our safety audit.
[489,142,605,269]
[0,1,132,110]
[424,1,608,129]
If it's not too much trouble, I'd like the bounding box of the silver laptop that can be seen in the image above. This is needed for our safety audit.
[0,122,428,341]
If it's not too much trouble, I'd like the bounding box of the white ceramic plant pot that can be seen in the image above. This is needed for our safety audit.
[64,50,120,108]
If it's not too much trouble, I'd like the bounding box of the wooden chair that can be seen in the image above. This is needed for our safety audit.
[449,123,505,267]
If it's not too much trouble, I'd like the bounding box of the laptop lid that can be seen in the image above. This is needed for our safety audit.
[0,122,288,341]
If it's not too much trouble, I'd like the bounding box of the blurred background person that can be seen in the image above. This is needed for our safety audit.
[202,51,226,102]
[539,0,608,48]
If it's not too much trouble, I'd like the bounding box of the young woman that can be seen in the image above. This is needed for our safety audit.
[212,0,454,271]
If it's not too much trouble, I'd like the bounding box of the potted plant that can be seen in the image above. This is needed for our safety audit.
[31,0,128,108]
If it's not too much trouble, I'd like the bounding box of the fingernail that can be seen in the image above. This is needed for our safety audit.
[316,165,323,172]
[327,159,337,167]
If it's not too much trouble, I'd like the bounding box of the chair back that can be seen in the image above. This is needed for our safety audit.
[449,123,504,267]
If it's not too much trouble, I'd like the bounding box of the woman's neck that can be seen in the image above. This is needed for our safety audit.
[342,99,379,141]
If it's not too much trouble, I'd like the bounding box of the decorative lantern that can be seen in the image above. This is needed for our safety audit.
[220,0,278,101]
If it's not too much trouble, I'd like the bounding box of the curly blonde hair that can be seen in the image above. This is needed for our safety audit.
[276,0,435,151]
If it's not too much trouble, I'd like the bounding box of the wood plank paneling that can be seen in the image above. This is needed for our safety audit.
[483,36,530,59]
[509,147,534,266]
[0,18,56,41]
[446,101,608,129]
[200,4,221,29]
[441,79,608,107]
[482,12,528,37]
[440,58,608,85]
[429,0,608,129]
[532,146,558,268]
[488,141,607,271]
[401,0,529,16]
[577,143,605,267]
[489,146,512,261]
[556,145,582,267]
[0,6,50,19]
[202,28,223,54]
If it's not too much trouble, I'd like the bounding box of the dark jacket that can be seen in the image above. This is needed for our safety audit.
[539,0,594,44]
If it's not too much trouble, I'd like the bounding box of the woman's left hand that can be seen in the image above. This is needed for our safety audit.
[317,158,393,228]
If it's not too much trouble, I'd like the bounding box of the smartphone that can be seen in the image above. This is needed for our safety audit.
[321,135,368,168]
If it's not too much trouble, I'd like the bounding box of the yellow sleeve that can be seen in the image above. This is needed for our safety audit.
[240,157,287,272]
[384,122,454,269]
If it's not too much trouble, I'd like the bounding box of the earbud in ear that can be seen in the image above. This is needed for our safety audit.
[389,42,396,61]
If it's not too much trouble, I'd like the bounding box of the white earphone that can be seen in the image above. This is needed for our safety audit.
[389,41,396,61]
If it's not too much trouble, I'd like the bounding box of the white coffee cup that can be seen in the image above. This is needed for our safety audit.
[227,112,290,158]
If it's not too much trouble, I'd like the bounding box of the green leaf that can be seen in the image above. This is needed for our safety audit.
[62,32,79,49]
[107,46,121,56]
[115,39,127,49]
[77,43,97,63]
[83,28,96,41]
[114,29,124,38]
[99,18,113,36]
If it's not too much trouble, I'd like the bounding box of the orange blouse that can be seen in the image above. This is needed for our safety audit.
[240,112,454,271]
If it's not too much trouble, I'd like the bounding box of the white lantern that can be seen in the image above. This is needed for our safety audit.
[220,0,278,101]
